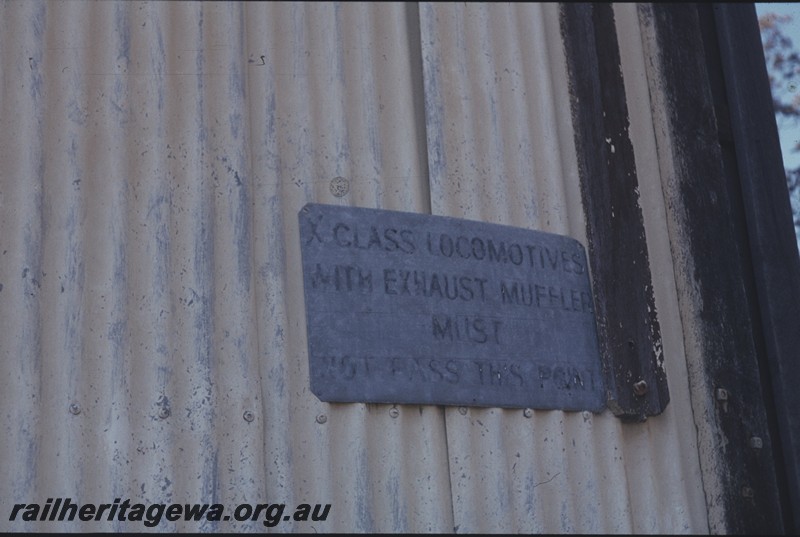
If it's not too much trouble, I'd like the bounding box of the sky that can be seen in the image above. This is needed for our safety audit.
[756,3,800,170]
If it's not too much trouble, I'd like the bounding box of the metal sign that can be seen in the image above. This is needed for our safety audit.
[298,203,605,411]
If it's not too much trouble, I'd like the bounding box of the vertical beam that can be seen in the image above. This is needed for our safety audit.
[561,3,669,421]
[713,4,800,532]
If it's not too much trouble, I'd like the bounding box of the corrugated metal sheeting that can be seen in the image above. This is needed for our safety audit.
[1,1,708,532]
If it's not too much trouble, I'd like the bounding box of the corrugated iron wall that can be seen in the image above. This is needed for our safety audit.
[0,1,709,532]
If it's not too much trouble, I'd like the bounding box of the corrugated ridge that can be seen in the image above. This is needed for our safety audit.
[1,1,48,527]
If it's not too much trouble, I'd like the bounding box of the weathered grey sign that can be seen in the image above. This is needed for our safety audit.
[298,203,605,411]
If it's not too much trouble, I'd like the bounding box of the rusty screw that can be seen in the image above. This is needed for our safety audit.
[633,380,648,397]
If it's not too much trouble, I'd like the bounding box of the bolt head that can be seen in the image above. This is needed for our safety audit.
[633,380,648,396]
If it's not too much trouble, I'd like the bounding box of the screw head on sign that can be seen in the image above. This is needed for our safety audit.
[243,410,255,423]
[69,403,81,415]
[389,407,399,418]
[633,380,648,397]
[316,414,327,424]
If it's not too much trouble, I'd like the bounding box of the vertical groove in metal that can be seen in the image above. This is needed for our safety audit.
[1,0,46,517]
[421,3,573,234]
[78,0,127,515]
